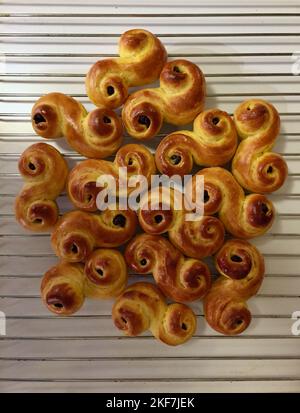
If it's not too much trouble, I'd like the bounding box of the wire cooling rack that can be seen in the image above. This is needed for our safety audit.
[1,0,300,393]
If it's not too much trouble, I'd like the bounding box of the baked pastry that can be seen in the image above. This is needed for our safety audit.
[32,92,123,159]
[204,239,265,335]
[187,167,275,238]
[138,187,225,258]
[67,143,156,211]
[125,233,211,302]
[51,208,137,262]
[41,249,127,315]
[112,282,197,346]
[232,99,288,192]
[84,248,127,299]
[155,108,237,176]
[86,29,167,109]
[41,261,85,315]
[15,142,68,232]
[122,59,206,140]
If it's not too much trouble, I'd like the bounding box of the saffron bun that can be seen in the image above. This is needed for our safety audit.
[125,233,211,303]
[32,92,123,159]
[84,248,127,299]
[138,187,225,259]
[204,239,265,335]
[155,108,237,176]
[41,249,128,315]
[112,282,197,346]
[122,59,206,140]
[86,29,167,109]
[15,142,68,232]
[51,207,137,262]
[67,143,156,211]
[232,99,288,193]
[41,261,85,316]
[187,167,275,238]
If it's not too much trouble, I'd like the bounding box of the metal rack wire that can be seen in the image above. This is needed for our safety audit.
[0,0,300,393]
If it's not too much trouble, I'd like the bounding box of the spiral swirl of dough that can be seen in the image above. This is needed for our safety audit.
[86,29,167,109]
[155,108,237,176]
[41,261,85,315]
[125,233,211,302]
[138,187,225,258]
[84,249,128,299]
[51,208,137,262]
[67,143,156,211]
[204,239,265,335]
[232,99,288,192]
[187,167,275,238]
[32,92,123,159]
[112,282,197,346]
[41,249,128,315]
[122,59,206,140]
[15,142,68,232]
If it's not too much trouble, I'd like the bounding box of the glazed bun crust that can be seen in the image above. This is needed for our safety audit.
[233,99,288,192]
[112,282,197,346]
[188,167,275,238]
[15,142,68,232]
[155,108,237,176]
[51,208,137,262]
[122,59,206,140]
[67,143,156,211]
[86,29,167,109]
[32,93,123,159]
[41,261,85,315]
[204,239,265,335]
[84,248,128,299]
[125,233,211,302]
[138,187,225,259]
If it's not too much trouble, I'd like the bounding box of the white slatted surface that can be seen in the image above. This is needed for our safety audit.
[1,0,300,393]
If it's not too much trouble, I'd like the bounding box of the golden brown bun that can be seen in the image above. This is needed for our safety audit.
[204,239,265,335]
[155,108,237,176]
[138,187,225,258]
[233,99,288,192]
[41,249,128,315]
[125,234,211,302]
[84,248,128,299]
[86,29,167,109]
[112,282,197,346]
[41,261,85,315]
[67,143,156,211]
[32,93,123,159]
[15,143,68,232]
[188,167,275,238]
[122,59,206,140]
[51,208,137,262]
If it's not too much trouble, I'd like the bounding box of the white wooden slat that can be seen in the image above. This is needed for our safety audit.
[3,16,300,35]
[1,359,300,380]
[1,380,300,393]
[1,0,300,15]
[3,36,300,55]
[1,338,300,359]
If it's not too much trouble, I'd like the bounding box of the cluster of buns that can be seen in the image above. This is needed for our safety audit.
[15,29,287,346]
